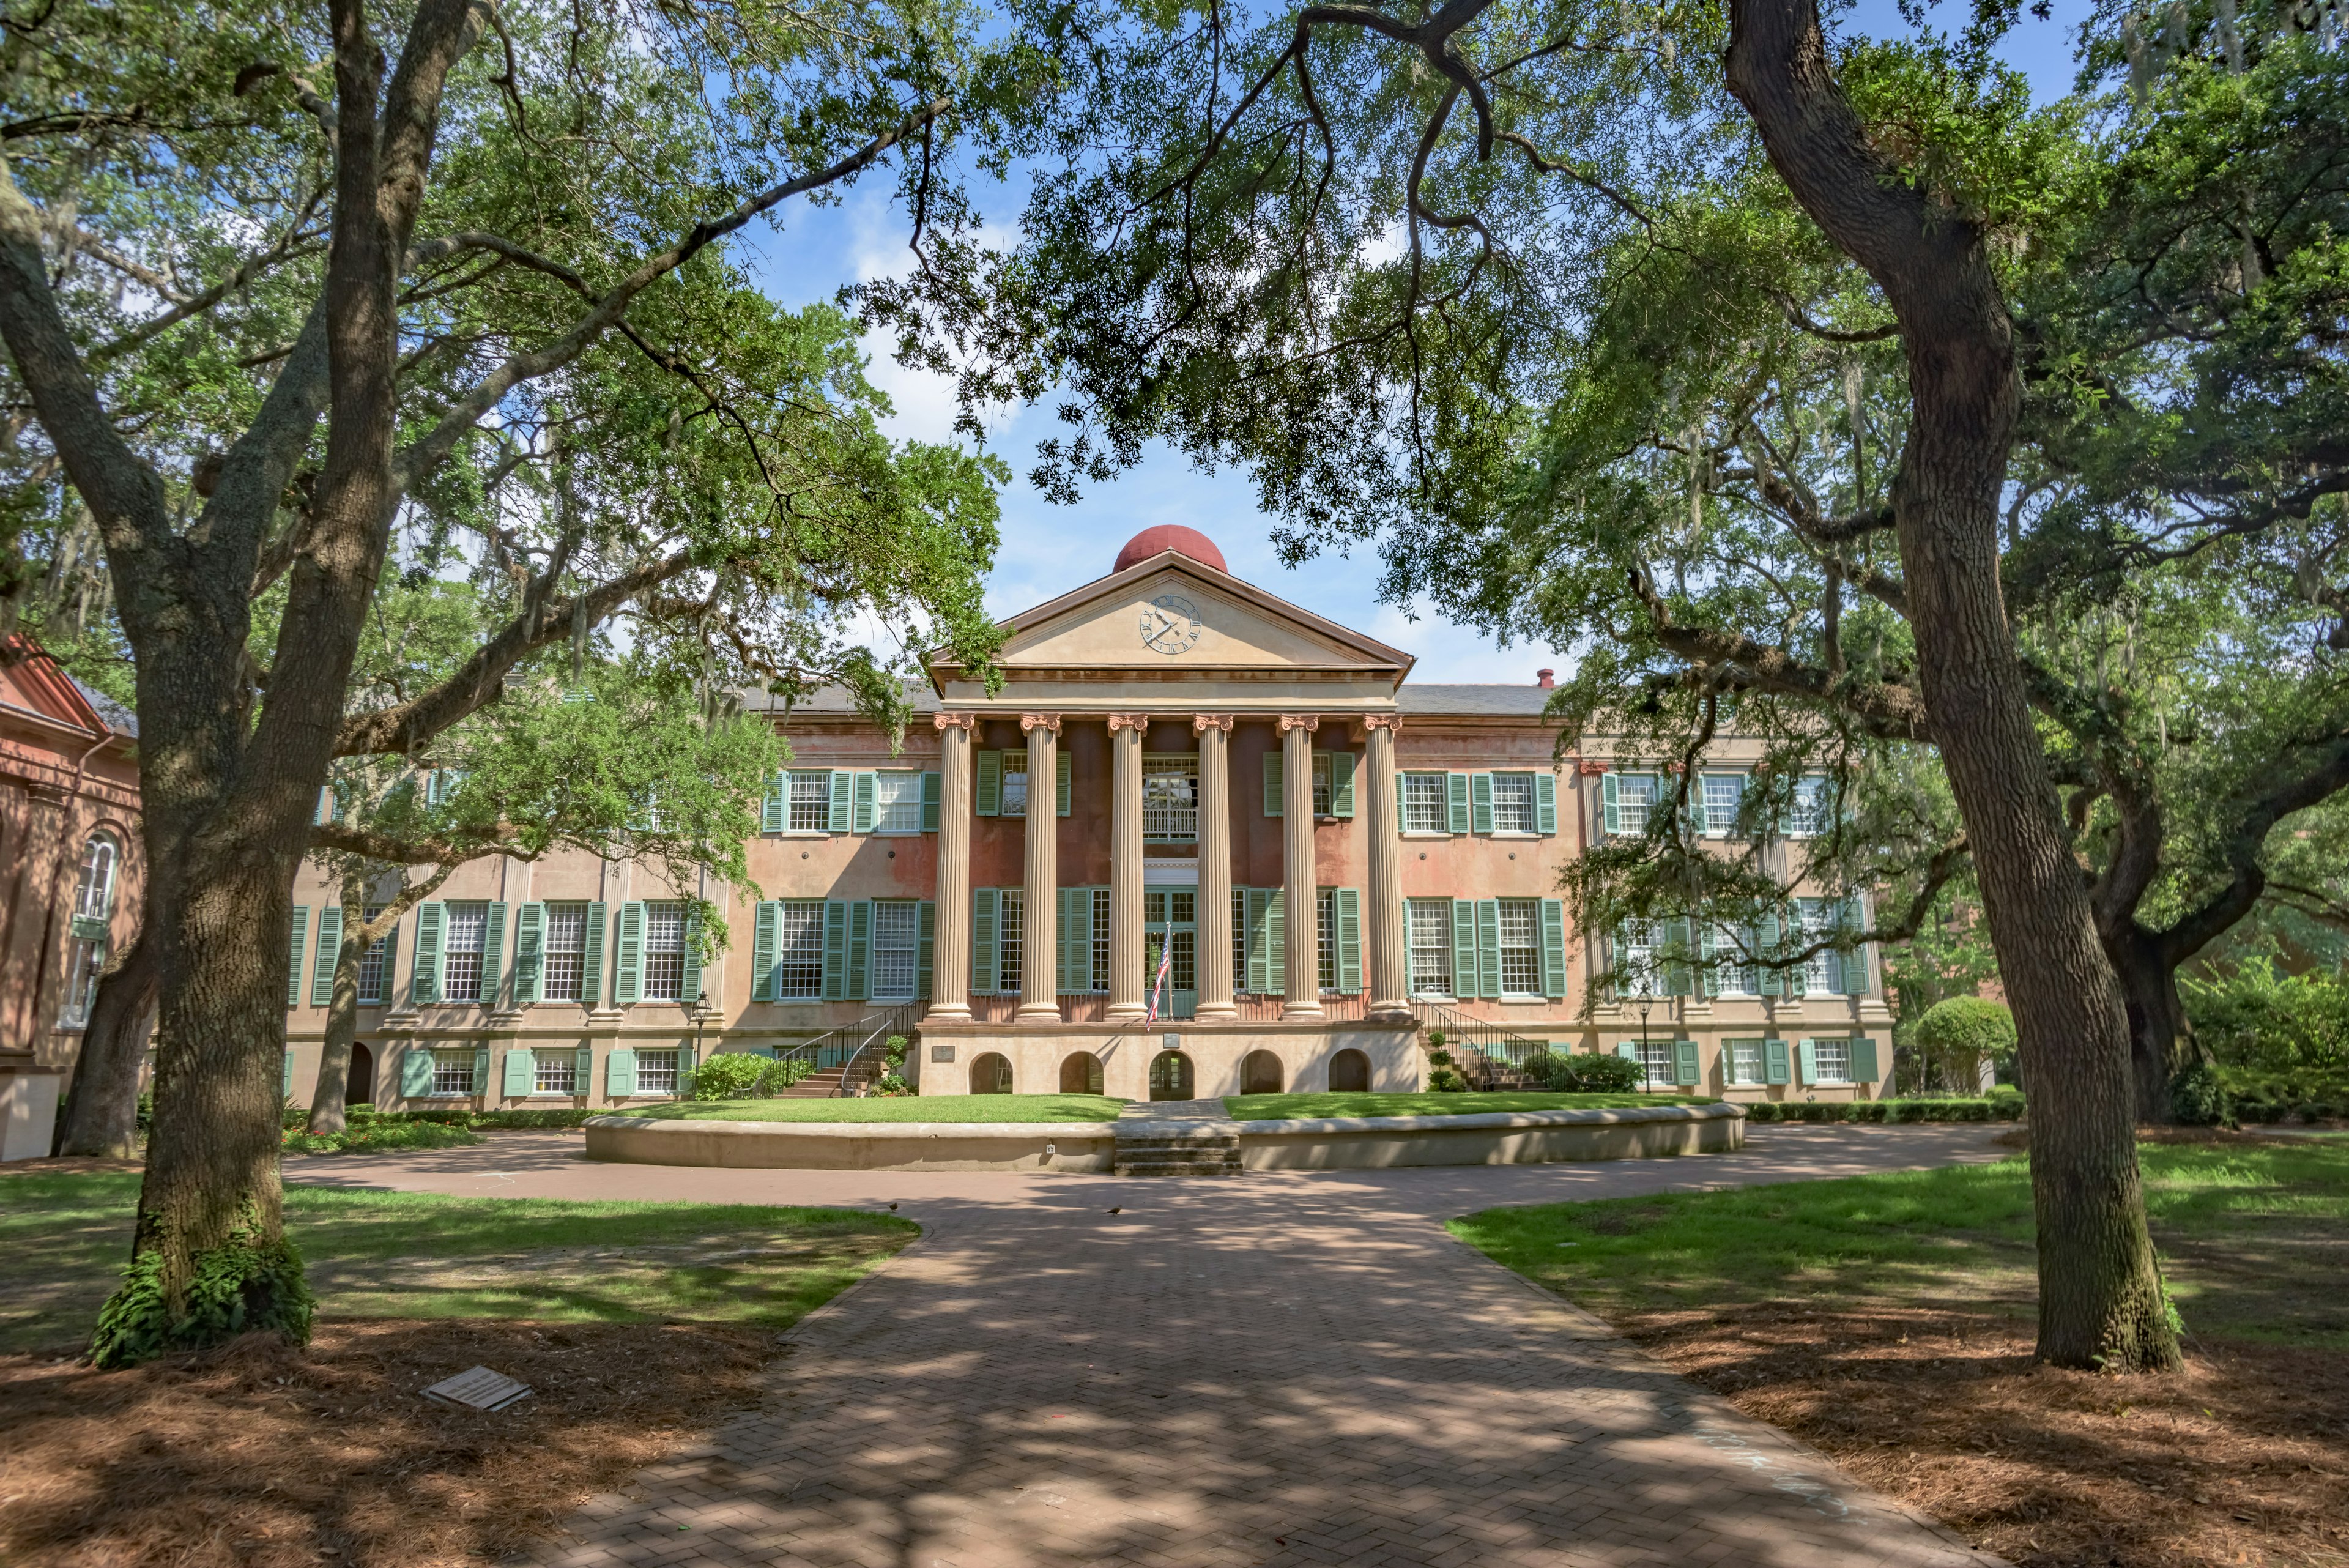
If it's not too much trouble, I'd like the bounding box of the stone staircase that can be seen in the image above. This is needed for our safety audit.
[1113,1098,1244,1176]
[779,1055,885,1098]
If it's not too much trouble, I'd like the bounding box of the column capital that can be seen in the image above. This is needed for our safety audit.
[933,711,978,733]
[1277,714,1321,735]
[1362,714,1404,735]
[1020,712,1062,735]
[1192,713,1234,734]
[1106,712,1151,734]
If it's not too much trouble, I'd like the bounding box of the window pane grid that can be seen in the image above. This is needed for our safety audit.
[432,1047,476,1095]
[1498,899,1540,995]
[1318,890,1336,992]
[1729,1039,1765,1086]
[1090,888,1110,992]
[872,901,918,1001]
[1636,1039,1675,1087]
[1310,752,1332,815]
[1814,1038,1852,1083]
[1712,923,1756,996]
[1407,899,1452,997]
[1231,889,1247,994]
[1800,899,1837,995]
[1617,775,1657,833]
[1492,773,1535,833]
[875,772,924,834]
[777,902,825,998]
[636,1048,680,1095]
[535,1050,577,1094]
[543,904,586,1001]
[1143,756,1198,839]
[643,902,686,1001]
[1402,773,1448,832]
[1617,921,1657,994]
[1789,777,1830,836]
[999,890,1024,994]
[443,903,486,1003]
[1001,751,1029,817]
[1702,774,1743,835]
[357,904,390,1003]
[788,772,831,831]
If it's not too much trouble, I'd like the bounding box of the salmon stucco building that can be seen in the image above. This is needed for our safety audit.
[279,526,1894,1110]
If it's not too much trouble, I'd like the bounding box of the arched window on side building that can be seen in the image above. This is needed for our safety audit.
[59,831,120,1028]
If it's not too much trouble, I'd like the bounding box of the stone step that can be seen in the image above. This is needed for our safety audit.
[1114,1156,1244,1177]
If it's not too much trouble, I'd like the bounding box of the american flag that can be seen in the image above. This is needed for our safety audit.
[1145,940,1173,1024]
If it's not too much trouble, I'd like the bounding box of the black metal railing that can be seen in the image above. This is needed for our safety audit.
[1416,998,1554,1088]
[774,1001,923,1094]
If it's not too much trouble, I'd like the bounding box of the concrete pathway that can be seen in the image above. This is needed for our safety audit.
[292,1125,2013,1568]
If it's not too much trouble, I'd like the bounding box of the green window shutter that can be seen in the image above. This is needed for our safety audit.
[575,1044,592,1087]
[1756,913,1782,997]
[400,1048,435,1098]
[1765,1038,1792,1085]
[1328,751,1356,818]
[1695,922,1718,1000]
[1616,1042,1639,1064]
[607,1047,637,1097]
[846,900,873,1001]
[614,901,645,1006]
[1539,899,1567,1000]
[379,920,398,1002]
[1057,887,1085,993]
[1535,772,1557,835]
[581,902,606,1008]
[823,899,850,1000]
[1263,752,1283,817]
[1264,889,1285,997]
[1471,773,1495,834]
[852,771,879,833]
[503,1047,535,1098]
[1600,771,1621,836]
[1687,776,1709,836]
[972,888,1000,993]
[751,902,780,1002]
[976,751,1001,816]
[412,903,444,1005]
[282,1047,294,1097]
[678,907,703,1007]
[286,905,309,1008]
[1450,899,1478,998]
[917,900,936,998]
[1842,896,1872,993]
[762,772,785,834]
[1662,916,1692,997]
[1447,771,1472,834]
[1474,899,1501,999]
[1244,888,1271,992]
[513,902,545,1006]
[1336,888,1362,994]
[828,770,853,833]
[922,770,941,832]
[473,1046,490,1090]
[1673,1038,1701,1086]
[310,905,343,1008]
[480,903,507,1010]
[1798,1038,1820,1087]
[1849,1037,1881,1083]
[1056,750,1072,816]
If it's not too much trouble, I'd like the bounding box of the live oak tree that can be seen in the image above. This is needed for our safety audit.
[0,0,1022,1362]
[871,0,2252,1366]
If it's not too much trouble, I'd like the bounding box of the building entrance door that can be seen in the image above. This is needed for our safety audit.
[1143,886,1197,1020]
[1149,1050,1195,1101]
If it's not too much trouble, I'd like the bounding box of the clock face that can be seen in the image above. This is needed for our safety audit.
[1140,593,1204,655]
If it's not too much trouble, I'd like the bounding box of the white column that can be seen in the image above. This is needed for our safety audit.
[1364,716,1409,1020]
[1193,715,1236,1020]
[929,713,976,1020]
[1017,713,1062,1022]
[1279,715,1323,1020]
[1107,714,1148,1020]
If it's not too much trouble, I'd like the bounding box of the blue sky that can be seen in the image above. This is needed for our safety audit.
[741,0,2091,682]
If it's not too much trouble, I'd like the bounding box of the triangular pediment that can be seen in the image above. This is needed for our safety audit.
[970,552,1412,677]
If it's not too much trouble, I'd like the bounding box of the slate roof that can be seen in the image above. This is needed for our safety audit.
[1394,684,1558,716]
[71,677,138,738]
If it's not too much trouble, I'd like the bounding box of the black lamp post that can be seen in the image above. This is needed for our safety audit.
[1636,988,1655,1092]
[691,988,711,1071]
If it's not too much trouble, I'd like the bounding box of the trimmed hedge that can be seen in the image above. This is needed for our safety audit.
[1742,1092,2025,1124]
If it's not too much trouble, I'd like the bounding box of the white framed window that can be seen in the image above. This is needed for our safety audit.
[1616,920,1659,995]
[1633,1038,1676,1088]
[1798,899,1839,995]
[1787,776,1831,837]
[636,1047,680,1096]
[1701,773,1745,838]
[543,903,587,1001]
[1407,899,1453,997]
[1617,774,1658,833]
[788,771,831,832]
[642,902,687,1001]
[1090,887,1110,992]
[443,902,488,1003]
[777,901,824,998]
[998,888,1025,994]
[1318,889,1337,992]
[535,1049,577,1094]
[1311,752,1333,816]
[1143,755,1199,839]
[1711,923,1757,997]
[431,1047,476,1096]
[1727,1038,1767,1086]
[1001,750,1030,817]
[58,831,119,1027]
[875,771,924,834]
[1231,888,1248,994]
[1813,1037,1853,1083]
[1491,773,1537,834]
[356,904,390,1003]
[871,900,920,1001]
[1497,899,1542,996]
[1402,771,1449,833]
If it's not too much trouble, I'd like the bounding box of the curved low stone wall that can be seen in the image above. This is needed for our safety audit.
[584,1102,1743,1172]
[584,1117,1121,1172]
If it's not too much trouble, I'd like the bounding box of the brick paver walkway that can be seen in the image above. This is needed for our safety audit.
[297,1125,2009,1568]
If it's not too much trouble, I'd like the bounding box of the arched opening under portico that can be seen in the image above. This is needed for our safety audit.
[1148,1050,1195,1101]
[1239,1050,1283,1096]
[1059,1052,1104,1095]
[970,1052,1014,1094]
[1328,1048,1371,1093]
[347,1042,375,1107]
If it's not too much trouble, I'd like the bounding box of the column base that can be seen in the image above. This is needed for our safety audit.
[1280,1001,1326,1021]
[924,1003,973,1022]
[1105,1003,1147,1022]
[1015,1001,1064,1022]
[1193,1002,1239,1021]
[1366,1003,1415,1024]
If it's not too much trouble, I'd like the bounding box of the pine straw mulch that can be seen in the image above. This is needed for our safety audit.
[1620,1301,2349,1567]
[0,1318,785,1568]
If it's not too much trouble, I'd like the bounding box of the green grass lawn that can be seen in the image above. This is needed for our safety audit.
[1221,1090,1713,1120]
[610,1093,1127,1123]
[1451,1139,2349,1350]
[0,1172,917,1356]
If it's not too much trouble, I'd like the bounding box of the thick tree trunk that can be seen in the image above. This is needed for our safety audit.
[305,889,369,1136]
[1726,0,2179,1372]
[2111,928,2194,1124]
[54,921,158,1158]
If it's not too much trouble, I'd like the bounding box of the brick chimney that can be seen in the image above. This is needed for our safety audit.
[1536,668,1555,689]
